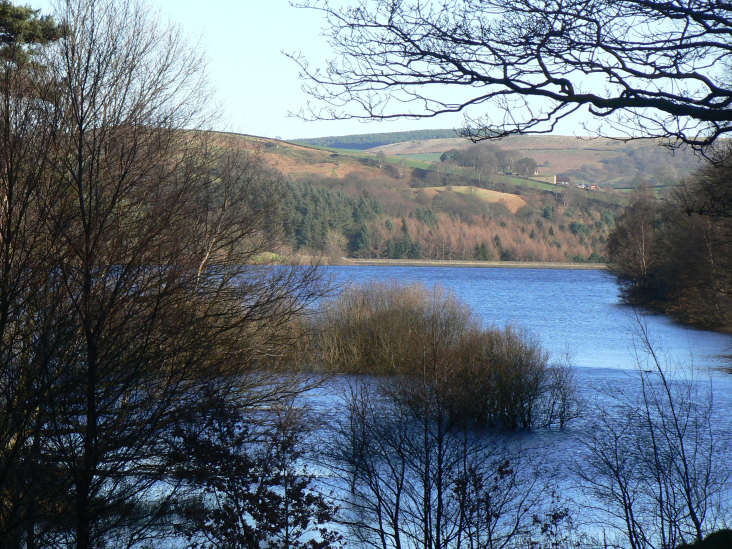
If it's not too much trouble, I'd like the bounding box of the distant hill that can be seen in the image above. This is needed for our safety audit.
[217,131,625,264]
[292,129,461,150]
[369,134,705,189]
[293,129,706,189]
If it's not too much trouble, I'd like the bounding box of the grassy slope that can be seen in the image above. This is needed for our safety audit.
[416,186,527,213]
[217,132,401,182]
[368,134,704,188]
[225,131,630,200]
[218,131,631,204]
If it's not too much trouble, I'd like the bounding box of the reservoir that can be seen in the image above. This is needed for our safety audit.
[323,265,732,375]
[313,265,732,543]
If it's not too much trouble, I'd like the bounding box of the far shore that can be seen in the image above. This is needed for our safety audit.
[338,258,607,270]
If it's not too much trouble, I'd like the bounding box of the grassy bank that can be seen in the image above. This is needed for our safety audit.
[340,258,607,270]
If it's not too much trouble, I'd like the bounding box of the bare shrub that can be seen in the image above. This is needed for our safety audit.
[454,326,549,429]
[327,380,571,549]
[541,361,583,429]
[314,281,472,376]
[312,282,579,430]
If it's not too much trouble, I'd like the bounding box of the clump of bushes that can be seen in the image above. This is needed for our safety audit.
[311,282,579,429]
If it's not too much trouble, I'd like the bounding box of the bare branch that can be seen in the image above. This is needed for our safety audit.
[292,0,732,149]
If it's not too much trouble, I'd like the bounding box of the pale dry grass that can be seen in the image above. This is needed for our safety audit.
[209,132,402,181]
[415,185,527,213]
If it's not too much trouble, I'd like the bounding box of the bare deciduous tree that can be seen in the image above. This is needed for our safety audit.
[328,379,574,549]
[578,323,729,549]
[607,158,732,330]
[0,7,71,545]
[292,0,732,148]
[1,1,325,547]
[173,399,342,549]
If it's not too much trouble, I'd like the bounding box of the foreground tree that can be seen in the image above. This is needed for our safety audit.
[0,1,62,58]
[175,401,342,549]
[293,0,732,148]
[0,4,69,545]
[1,0,324,547]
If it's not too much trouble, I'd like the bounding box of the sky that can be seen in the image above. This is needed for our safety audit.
[150,0,390,139]
[27,0,587,140]
[148,0,482,139]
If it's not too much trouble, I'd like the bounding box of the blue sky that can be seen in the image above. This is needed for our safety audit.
[29,0,589,140]
[150,0,481,139]
[151,0,379,139]
[30,0,460,138]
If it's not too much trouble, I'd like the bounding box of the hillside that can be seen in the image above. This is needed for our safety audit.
[218,131,628,263]
[292,130,706,190]
[369,134,705,189]
[413,186,527,214]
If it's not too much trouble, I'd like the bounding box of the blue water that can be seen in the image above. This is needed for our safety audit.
[312,266,732,543]
[322,266,732,374]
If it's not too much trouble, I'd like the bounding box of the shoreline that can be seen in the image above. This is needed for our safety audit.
[338,258,607,270]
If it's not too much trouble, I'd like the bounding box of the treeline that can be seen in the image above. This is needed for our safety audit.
[439,142,539,177]
[278,176,617,262]
[607,152,732,331]
[293,128,459,149]
[564,142,703,188]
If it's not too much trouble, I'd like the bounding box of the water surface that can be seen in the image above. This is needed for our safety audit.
[323,266,732,374]
[309,266,732,542]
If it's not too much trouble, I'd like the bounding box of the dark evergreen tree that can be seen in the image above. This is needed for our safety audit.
[0,1,64,60]
[350,223,371,256]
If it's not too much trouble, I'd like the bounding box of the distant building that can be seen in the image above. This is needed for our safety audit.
[532,168,557,185]
[557,172,572,186]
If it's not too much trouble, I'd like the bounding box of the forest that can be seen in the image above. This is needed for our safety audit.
[607,155,732,332]
[257,139,621,264]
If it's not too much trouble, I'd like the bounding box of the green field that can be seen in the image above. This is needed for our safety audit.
[396,152,444,163]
